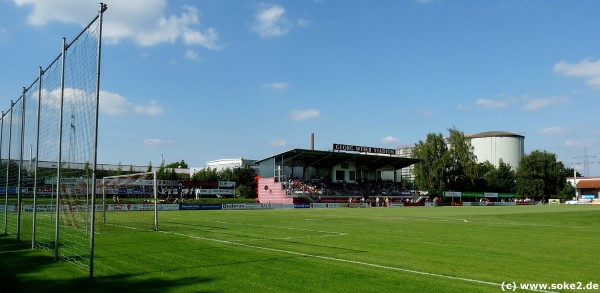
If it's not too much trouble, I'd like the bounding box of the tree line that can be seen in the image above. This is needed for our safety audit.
[412,128,576,201]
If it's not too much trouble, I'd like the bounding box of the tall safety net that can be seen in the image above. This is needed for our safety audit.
[0,4,107,276]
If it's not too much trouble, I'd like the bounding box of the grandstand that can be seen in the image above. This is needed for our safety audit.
[255,145,420,204]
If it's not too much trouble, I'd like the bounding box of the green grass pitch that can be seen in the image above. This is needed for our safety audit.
[1,205,599,292]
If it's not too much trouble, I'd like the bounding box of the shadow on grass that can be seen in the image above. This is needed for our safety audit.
[0,236,217,293]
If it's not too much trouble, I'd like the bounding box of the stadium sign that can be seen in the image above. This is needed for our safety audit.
[333,143,397,155]
[197,189,235,195]
[218,181,235,188]
[444,191,461,197]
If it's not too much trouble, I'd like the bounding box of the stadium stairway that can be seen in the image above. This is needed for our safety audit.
[257,178,294,204]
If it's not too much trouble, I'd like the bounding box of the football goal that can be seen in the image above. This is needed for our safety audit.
[99,171,158,232]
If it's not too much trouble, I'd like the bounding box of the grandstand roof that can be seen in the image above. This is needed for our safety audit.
[256,148,420,170]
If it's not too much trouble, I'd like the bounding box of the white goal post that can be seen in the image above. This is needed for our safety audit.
[100,171,158,231]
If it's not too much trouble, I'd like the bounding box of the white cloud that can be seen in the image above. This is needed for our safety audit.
[13,0,220,49]
[415,107,432,117]
[40,87,88,110]
[252,3,290,38]
[554,59,600,77]
[475,98,510,109]
[540,126,570,136]
[13,0,97,26]
[0,28,9,43]
[523,96,567,110]
[144,138,174,146]
[455,103,469,111]
[185,49,200,60]
[262,82,289,90]
[36,88,162,117]
[270,139,287,147]
[132,100,163,115]
[100,91,163,116]
[554,59,600,89]
[290,109,320,121]
[381,136,400,145]
[565,139,593,148]
[296,18,311,27]
[585,76,600,88]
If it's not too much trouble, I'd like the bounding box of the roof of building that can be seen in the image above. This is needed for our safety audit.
[466,131,525,139]
[576,179,600,189]
[255,148,420,170]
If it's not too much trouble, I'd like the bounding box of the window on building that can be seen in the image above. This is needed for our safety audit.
[336,170,345,181]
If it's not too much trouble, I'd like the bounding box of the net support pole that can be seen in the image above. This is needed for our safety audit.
[1,111,5,235]
[16,88,27,242]
[89,3,107,278]
[153,170,158,231]
[54,38,67,261]
[5,103,14,236]
[32,67,43,249]
[102,177,106,224]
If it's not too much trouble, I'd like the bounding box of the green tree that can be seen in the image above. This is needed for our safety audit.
[484,159,516,193]
[166,160,188,169]
[233,166,258,198]
[192,167,219,181]
[116,162,124,175]
[413,128,478,195]
[556,183,575,201]
[236,184,254,198]
[413,132,448,195]
[475,161,495,191]
[213,166,257,198]
[218,168,234,182]
[515,150,565,199]
[445,128,478,191]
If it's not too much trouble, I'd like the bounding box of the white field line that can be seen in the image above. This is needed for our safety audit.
[371,216,469,223]
[372,216,592,228]
[160,218,348,241]
[157,229,557,293]
[470,220,588,229]
[212,220,347,236]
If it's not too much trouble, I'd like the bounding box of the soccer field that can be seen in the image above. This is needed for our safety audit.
[1,205,599,292]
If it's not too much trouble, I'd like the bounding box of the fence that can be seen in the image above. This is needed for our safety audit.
[0,3,107,278]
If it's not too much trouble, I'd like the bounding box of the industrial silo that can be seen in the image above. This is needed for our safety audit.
[467,131,525,170]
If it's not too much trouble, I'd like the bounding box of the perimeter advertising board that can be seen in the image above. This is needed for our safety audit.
[180,204,223,210]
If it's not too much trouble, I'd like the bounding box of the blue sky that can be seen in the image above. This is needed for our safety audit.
[1,0,600,175]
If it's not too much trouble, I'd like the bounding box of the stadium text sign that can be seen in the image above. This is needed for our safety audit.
[333,143,397,155]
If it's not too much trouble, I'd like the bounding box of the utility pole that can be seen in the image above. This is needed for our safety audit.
[574,147,597,177]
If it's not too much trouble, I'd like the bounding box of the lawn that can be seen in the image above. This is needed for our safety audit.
[1,205,599,292]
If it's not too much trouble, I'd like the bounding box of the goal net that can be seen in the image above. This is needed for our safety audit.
[97,172,158,233]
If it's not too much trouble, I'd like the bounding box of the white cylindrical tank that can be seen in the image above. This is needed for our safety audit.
[467,131,525,170]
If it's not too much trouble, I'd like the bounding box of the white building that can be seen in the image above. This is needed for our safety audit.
[395,146,415,184]
[192,158,257,173]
